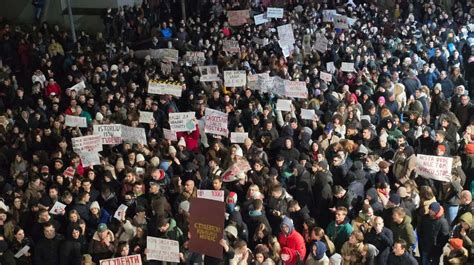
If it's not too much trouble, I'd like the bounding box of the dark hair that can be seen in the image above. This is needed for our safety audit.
[395,239,407,250]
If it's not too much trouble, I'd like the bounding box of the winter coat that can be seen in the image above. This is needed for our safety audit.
[34,234,64,265]
[452,212,474,255]
[59,238,83,265]
[390,215,416,247]
[305,254,330,265]
[278,217,306,260]
[88,230,115,263]
[326,221,353,253]
[444,247,468,265]
[365,227,394,264]
[387,251,418,265]
[417,207,450,254]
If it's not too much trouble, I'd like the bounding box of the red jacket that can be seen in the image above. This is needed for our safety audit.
[45,82,61,97]
[278,230,306,264]
[176,124,200,153]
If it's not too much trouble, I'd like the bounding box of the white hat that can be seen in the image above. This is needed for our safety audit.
[111,64,119,72]
[136,153,145,162]
[90,201,100,210]
[95,112,104,121]
[169,145,177,154]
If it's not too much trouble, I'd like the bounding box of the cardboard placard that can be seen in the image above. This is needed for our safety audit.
[341,62,355,72]
[284,80,308,98]
[227,10,251,26]
[139,111,155,124]
[276,99,292,112]
[320,71,332,82]
[148,80,183,97]
[224,70,247,87]
[121,125,147,145]
[204,108,229,137]
[197,190,225,202]
[266,7,284,18]
[300,109,316,120]
[222,40,240,53]
[65,115,87,128]
[99,254,142,265]
[415,155,453,182]
[199,66,220,82]
[277,24,295,47]
[184,51,206,65]
[169,112,196,132]
[72,135,103,154]
[230,132,248,143]
[254,13,269,25]
[333,14,350,29]
[93,124,122,145]
[163,128,177,141]
[146,237,180,262]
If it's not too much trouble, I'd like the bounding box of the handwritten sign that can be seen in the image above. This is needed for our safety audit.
[79,152,101,167]
[327,62,336,73]
[100,254,142,265]
[227,10,250,26]
[276,99,292,112]
[72,135,103,154]
[415,155,453,182]
[151,49,179,62]
[93,124,122,145]
[267,7,284,18]
[333,14,350,29]
[320,71,332,82]
[63,166,75,179]
[224,70,246,87]
[277,24,295,47]
[301,109,316,120]
[169,112,196,132]
[230,132,248,143]
[139,111,155,124]
[184,51,206,65]
[197,190,225,202]
[341,62,355,72]
[65,115,87,128]
[147,237,180,262]
[121,125,147,145]
[148,80,183,97]
[222,40,240,53]
[254,13,268,25]
[284,80,308,98]
[68,80,86,94]
[114,204,128,220]
[323,9,337,22]
[314,35,328,53]
[49,201,66,215]
[199,65,220,82]
[163,128,177,141]
[204,108,229,137]
[221,159,251,182]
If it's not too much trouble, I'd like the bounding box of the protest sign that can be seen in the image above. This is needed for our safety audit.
[322,9,337,22]
[252,37,269,46]
[267,7,284,18]
[72,135,103,154]
[14,246,30,259]
[93,124,122,145]
[147,237,180,262]
[197,190,225,202]
[257,73,272,92]
[327,62,336,73]
[276,99,292,112]
[303,34,311,54]
[284,80,308,98]
[79,152,101,167]
[415,155,453,182]
[227,10,250,26]
[65,115,87,128]
[199,65,220,82]
[49,201,66,215]
[221,159,251,182]
[68,80,86,94]
[224,70,246,87]
[63,166,75,179]
[300,109,316,120]
[99,254,142,265]
[230,132,248,143]
[114,204,128,220]
[189,197,225,259]
[247,72,270,91]
[222,40,240,53]
[121,125,147,145]
[163,128,177,141]
[184,51,206,65]
[341,62,355,72]
[139,111,155,124]
[169,112,196,132]
[148,80,183,97]
[320,71,332,82]
[333,14,350,29]
[277,24,295,47]
[204,108,229,137]
[314,35,328,53]
[269,76,285,95]
[254,13,268,25]
[150,49,179,62]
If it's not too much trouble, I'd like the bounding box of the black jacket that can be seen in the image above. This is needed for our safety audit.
[59,239,83,265]
[365,227,394,264]
[387,251,418,265]
[34,234,64,265]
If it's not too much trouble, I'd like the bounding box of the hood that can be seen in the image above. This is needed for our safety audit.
[402,215,412,225]
[168,218,177,231]
[281,216,294,234]
[433,206,445,220]
[366,188,378,202]
[460,212,474,227]
[313,241,327,260]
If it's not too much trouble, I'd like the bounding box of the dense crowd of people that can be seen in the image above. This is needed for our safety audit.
[0,0,473,264]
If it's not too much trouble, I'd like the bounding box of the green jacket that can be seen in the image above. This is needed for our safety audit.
[326,221,353,253]
[390,215,416,247]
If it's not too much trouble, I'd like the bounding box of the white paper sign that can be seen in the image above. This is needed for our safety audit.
[284,80,308,98]
[230,132,248,143]
[114,204,128,220]
[248,73,270,91]
[314,36,328,53]
[49,201,67,215]
[222,40,240,53]
[300,109,316,120]
[334,14,350,29]
[254,13,269,25]
[14,246,30,259]
[267,7,284,18]
[169,112,196,132]
[147,236,180,262]
[204,108,229,137]
[199,65,220,82]
[323,9,337,22]
[72,135,103,154]
[415,154,453,182]
[65,115,87,128]
[148,80,183,97]
[100,254,142,265]
[276,99,292,112]
[93,124,122,145]
[139,111,155,124]
[79,152,101,167]
[151,49,179,62]
[163,128,177,141]
[341,62,355,72]
[224,70,247,87]
[184,51,206,65]
[68,80,86,94]
[277,24,295,47]
[327,62,336,74]
[121,125,147,145]
[197,190,225,202]
[320,72,332,82]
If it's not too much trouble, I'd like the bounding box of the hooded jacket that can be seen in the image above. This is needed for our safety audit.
[390,215,416,247]
[305,241,330,265]
[88,229,115,263]
[278,217,306,262]
[452,212,474,253]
